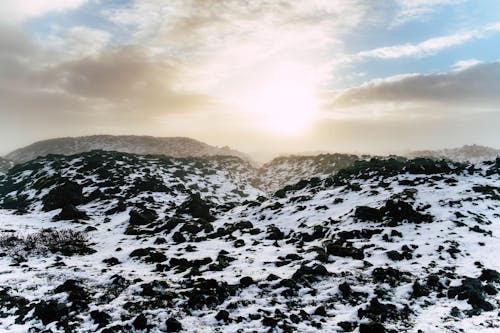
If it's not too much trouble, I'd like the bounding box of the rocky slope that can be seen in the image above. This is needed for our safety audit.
[0,152,499,333]
[408,144,500,162]
[5,136,249,164]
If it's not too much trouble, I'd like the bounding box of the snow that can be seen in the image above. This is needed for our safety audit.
[0,152,499,332]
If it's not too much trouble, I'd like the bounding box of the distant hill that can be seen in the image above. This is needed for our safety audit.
[0,157,13,174]
[408,144,500,162]
[5,135,250,163]
[255,153,360,192]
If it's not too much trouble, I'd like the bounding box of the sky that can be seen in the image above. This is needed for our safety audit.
[0,0,499,156]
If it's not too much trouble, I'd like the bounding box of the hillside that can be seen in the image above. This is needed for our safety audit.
[4,135,250,164]
[0,152,499,332]
[0,157,13,174]
[408,145,500,163]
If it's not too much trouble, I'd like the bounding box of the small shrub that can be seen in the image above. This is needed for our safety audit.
[0,228,94,256]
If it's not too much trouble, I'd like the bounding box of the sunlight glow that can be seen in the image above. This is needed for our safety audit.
[240,64,319,135]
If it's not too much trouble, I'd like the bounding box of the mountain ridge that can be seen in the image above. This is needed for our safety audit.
[4,135,250,164]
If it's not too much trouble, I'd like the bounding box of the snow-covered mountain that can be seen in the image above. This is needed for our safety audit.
[408,144,500,162]
[0,151,499,333]
[5,135,250,164]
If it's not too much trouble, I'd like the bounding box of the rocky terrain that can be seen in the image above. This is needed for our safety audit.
[0,150,499,332]
[254,154,360,193]
[5,136,249,164]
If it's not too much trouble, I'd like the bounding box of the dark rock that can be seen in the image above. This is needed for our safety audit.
[372,267,411,287]
[292,264,329,283]
[215,310,230,322]
[166,317,182,332]
[426,274,445,291]
[359,322,386,333]
[239,276,255,288]
[266,226,284,240]
[479,269,500,283]
[33,300,69,325]
[90,310,111,328]
[386,250,403,261]
[450,306,463,318]
[484,284,498,295]
[358,298,409,322]
[338,321,357,332]
[448,278,494,311]
[102,257,120,266]
[172,232,186,243]
[326,243,364,260]
[314,306,327,316]
[338,282,352,298]
[133,313,149,330]
[262,316,279,327]
[53,279,90,311]
[185,278,237,310]
[129,209,156,226]
[354,206,384,221]
[337,229,383,242]
[176,193,214,221]
[383,200,432,224]
[0,288,29,323]
[390,230,403,238]
[43,181,84,212]
[234,239,245,247]
[129,248,167,263]
[53,204,89,221]
[140,280,170,299]
[411,281,430,298]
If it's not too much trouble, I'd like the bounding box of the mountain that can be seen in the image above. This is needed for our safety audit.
[5,135,250,164]
[408,144,500,162]
[0,157,13,174]
[0,151,499,332]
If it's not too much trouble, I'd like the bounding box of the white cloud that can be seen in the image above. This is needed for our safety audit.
[393,0,465,25]
[331,21,500,64]
[0,0,89,23]
[452,59,482,71]
[358,30,475,59]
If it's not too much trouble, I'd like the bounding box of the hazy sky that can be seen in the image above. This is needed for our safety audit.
[0,0,499,155]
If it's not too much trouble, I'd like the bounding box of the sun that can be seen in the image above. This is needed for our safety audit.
[239,64,319,135]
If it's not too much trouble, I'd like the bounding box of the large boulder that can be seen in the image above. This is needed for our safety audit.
[42,181,84,212]
[355,206,384,221]
[53,204,89,221]
[176,193,214,221]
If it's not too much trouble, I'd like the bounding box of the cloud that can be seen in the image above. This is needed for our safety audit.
[0,0,89,23]
[103,0,376,93]
[334,21,500,64]
[393,0,465,25]
[57,46,214,114]
[357,31,476,59]
[0,23,215,126]
[327,60,500,111]
[451,59,482,71]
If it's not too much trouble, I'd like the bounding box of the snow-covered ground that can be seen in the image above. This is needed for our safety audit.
[0,152,499,332]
